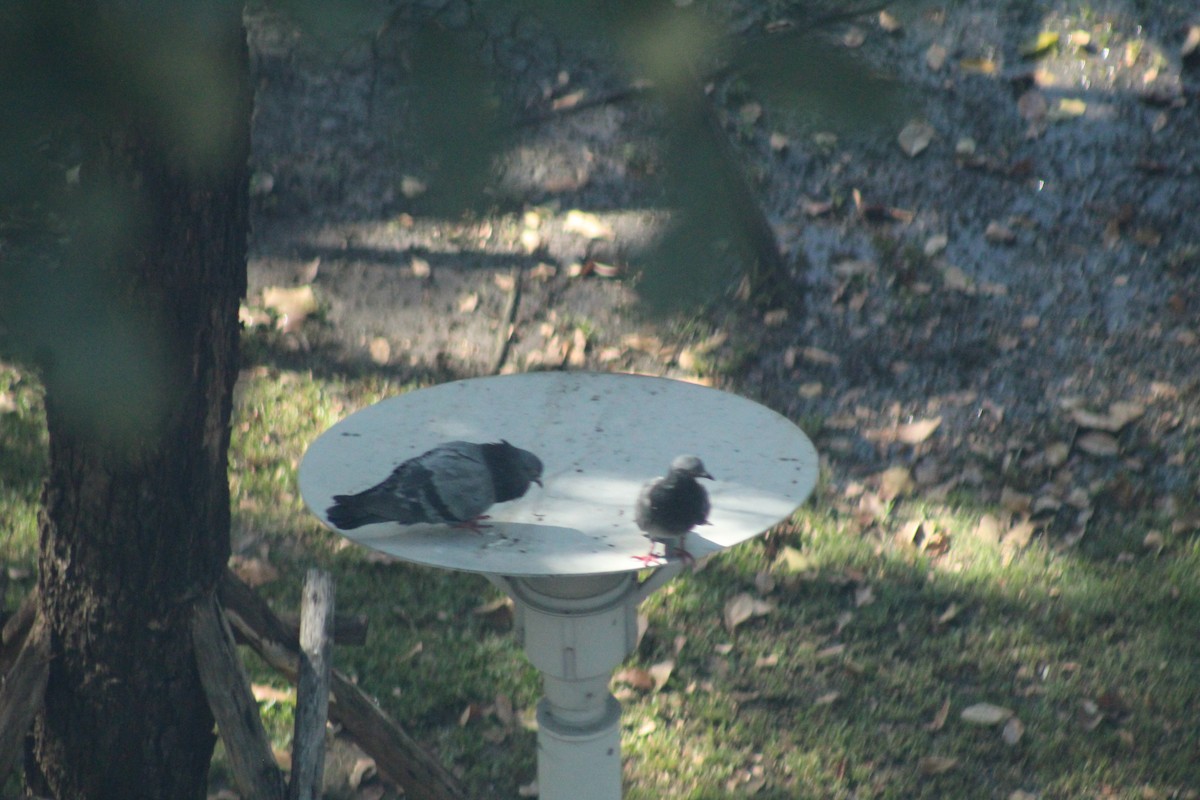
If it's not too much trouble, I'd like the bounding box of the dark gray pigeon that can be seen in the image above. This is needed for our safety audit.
[326,440,543,531]
[634,455,713,564]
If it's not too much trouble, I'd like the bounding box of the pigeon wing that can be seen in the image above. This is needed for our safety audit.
[413,442,497,522]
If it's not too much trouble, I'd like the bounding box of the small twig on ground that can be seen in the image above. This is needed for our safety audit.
[490,266,523,374]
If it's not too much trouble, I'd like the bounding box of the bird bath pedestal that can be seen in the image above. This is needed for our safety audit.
[298,372,817,799]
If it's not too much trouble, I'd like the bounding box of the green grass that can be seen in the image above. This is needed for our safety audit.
[3,356,1199,798]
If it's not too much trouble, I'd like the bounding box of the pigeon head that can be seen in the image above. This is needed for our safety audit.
[669,454,713,480]
[485,440,544,502]
[513,445,544,487]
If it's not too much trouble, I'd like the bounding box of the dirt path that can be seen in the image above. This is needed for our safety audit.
[245,0,1200,559]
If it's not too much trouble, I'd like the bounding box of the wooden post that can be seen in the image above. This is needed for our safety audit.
[0,612,49,783]
[192,592,287,800]
[288,569,335,800]
[218,569,466,800]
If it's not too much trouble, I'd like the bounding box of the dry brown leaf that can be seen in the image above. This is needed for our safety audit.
[551,89,587,111]
[877,466,915,501]
[458,293,480,313]
[842,26,865,48]
[1000,487,1032,514]
[833,259,877,280]
[400,175,426,198]
[1017,90,1049,123]
[261,285,317,333]
[777,546,815,573]
[801,347,840,366]
[814,690,841,706]
[762,309,789,327]
[924,234,948,256]
[961,702,1013,725]
[739,102,763,126]
[941,265,972,291]
[613,667,655,691]
[251,683,294,704]
[1183,25,1200,58]
[1071,402,1144,432]
[410,256,432,278]
[563,209,614,240]
[898,120,935,157]
[1077,431,1119,457]
[724,593,756,632]
[985,221,1017,244]
[368,337,391,366]
[854,585,875,607]
[754,653,779,668]
[649,660,675,691]
[229,555,279,588]
[925,43,948,71]
[1044,441,1071,467]
[918,756,958,775]
[974,513,1003,544]
[800,196,833,216]
[1002,520,1035,551]
[897,416,941,445]
[1002,716,1025,745]
[754,570,776,594]
[959,58,997,75]
[878,10,901,32]
[936,604,960,626]
[815,644,845,660]
[458,703,486,726]
[925,698,951,731]
[518,781,539,798]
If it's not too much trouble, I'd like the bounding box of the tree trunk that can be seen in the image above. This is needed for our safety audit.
[29,3,251,798]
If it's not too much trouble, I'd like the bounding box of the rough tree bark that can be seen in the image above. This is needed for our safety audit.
[28,2,251,798]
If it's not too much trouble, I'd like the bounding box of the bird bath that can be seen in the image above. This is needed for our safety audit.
[298,371,818,799]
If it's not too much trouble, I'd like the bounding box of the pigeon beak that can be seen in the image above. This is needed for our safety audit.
[701,470,714,480]
[534,477,544,488]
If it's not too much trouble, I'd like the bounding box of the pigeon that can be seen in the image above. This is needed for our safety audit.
[634,455,714,564]
[326,440,543,531]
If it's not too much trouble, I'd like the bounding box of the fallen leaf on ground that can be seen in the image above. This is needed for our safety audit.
[924,234,948,256]
[925,698,951,731]
[410,256,431,278]
[814,690,841,705]
[897,416,941,444]
[230,555,279,587]
[613,668,655,691]
[563,209,614,240]
[261,285,317,333]
[1048,97,1087,121]
[959,58,998,74]
[898,120,935,157]
[1070,401,1144,432]
[985,221,1017,243]
[925,43,947,71]
[878,10,901,32]
[1076,431,1119,457]
[368,337,391,365]
[251,683,294,704]
[649,660,675,691]
[961,703,1014,725]
[400,175,426,198]
[918,756,958,775]
[876,466,915,501]
[458,293,479,313]
[1002,716,1025,745]
[854,585,875,607]
[724,593,775,632]
[1183,25,1200,59]
[1020,30,1060,58]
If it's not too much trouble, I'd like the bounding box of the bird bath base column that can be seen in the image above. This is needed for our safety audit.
[489,568,681,800]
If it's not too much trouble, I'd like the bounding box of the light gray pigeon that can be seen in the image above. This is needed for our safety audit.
[326,440,543,531]
[634,455,713,564]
